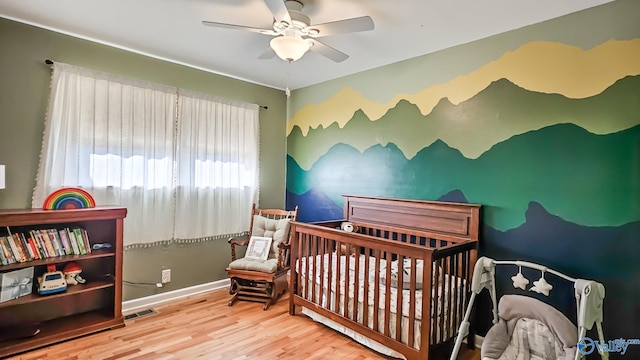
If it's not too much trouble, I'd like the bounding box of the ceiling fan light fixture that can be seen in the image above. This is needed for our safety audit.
[270,35,310,61]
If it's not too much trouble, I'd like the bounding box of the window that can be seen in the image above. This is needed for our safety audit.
[33,62,260,247]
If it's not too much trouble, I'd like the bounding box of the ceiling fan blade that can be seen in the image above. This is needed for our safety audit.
[202,21,277,35]
[263,0,292,25]
[308,39,349,63]
[308,16,374,38]
[258,47,276,60]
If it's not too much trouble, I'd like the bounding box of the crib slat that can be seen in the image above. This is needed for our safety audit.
[395,254,404,342]
[311,235,318,304]
[373,249,381,332]
[363,249,370,327]
[335,241,342,316]
[408,257,417,348]
[327,240,334,311]
[319,237,326,308]
[448,253,455,339]
[307,233,312,301]
[344,245,351,319]
[353,244,360,322]
[432,258,442,344]
[384,256,392,337]
[439,256,446,343]
[298,234,310,297]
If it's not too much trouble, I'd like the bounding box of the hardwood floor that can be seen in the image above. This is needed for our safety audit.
[8,289,480,360]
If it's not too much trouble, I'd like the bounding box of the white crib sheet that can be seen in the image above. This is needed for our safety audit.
[296,253,465,355]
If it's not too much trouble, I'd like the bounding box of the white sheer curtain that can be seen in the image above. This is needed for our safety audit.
[174,90,259,241]
[33,62,260,247]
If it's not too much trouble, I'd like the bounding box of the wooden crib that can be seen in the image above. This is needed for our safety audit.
[289,195,481,360]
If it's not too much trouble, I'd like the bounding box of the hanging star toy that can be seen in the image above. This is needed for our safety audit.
[530,273,553,296]
[511,268,530,290]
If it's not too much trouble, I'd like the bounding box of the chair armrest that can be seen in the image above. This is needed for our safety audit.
[229,237,249,262]
[229,237,249,247]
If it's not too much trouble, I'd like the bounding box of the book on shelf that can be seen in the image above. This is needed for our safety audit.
[41,230,56,258]
[5,233,24,263]
[9,234,27,262]
[73,228,87,254]
[50,229,65,257]
[81,229,91,254]
[18,233,36,261]
[0,237,15,264]
[26,236,41,260]
[58,229,72,255]
[0,239,7,265]
[14,234,28,261]
[29,230,47,259]
[66,229,81,255]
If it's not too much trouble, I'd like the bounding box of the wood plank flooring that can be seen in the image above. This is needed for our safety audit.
[8,289,480,360]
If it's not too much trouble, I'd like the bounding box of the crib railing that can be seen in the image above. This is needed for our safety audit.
[289,220,477,360]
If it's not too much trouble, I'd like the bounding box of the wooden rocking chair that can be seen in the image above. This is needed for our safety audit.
[227,204,298,310]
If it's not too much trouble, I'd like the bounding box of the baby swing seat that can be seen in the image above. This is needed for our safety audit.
[482,295,577,360]
[450,257,607,360]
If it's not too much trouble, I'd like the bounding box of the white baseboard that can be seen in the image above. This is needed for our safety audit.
[122,278,230,313]
[474,334,484,349]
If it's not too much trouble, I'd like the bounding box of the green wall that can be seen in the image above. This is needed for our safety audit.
[0,18,287,300]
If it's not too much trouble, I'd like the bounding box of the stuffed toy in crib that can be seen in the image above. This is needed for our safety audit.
[340,221,359,233]
[338,222,360,256]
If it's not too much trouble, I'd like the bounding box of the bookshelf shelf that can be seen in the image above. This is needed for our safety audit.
[0,250,114,271]
[0,206,126,358]
[0,280,114,308]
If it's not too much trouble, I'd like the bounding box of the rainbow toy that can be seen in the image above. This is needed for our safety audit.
[43,188,96,210]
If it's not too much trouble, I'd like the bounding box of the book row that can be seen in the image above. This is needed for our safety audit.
[0,227,91,266]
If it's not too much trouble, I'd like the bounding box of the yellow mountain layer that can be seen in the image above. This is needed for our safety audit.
[287,39,640,143]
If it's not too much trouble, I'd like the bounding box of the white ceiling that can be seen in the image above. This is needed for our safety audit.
[0,0,613,91]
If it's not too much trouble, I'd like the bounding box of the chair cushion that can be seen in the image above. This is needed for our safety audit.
[228,257,278,273]
[251,215,291,259]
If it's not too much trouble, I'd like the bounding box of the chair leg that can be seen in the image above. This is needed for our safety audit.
[228,293,239,307]
[229,278,239,295]
[263,283,275,311]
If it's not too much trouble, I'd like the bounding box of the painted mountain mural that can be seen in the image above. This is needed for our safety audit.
[287,75,640,231]
[286,70,640,342]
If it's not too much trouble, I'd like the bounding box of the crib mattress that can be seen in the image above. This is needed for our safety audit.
[296,253,465,355]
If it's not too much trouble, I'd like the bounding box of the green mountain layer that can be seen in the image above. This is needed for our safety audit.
[287,123,640,231]
[287,75,640,170]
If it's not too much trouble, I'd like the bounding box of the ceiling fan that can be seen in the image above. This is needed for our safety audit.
[202,0,374,63]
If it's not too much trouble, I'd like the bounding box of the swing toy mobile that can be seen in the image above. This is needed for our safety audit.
[450,257,607,360]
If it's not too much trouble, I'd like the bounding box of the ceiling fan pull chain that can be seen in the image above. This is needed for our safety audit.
[285,60,291,97]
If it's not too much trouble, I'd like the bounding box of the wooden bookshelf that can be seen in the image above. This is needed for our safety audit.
[0,206,126,358]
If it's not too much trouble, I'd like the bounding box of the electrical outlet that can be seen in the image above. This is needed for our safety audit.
[161,269,171,284]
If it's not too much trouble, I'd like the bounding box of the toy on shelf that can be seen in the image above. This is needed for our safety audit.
[37,264,67,295]
[42,187,96,210]
[63,262,86,285]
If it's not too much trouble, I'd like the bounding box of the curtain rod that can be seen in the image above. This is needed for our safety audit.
[43,59,268,110]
